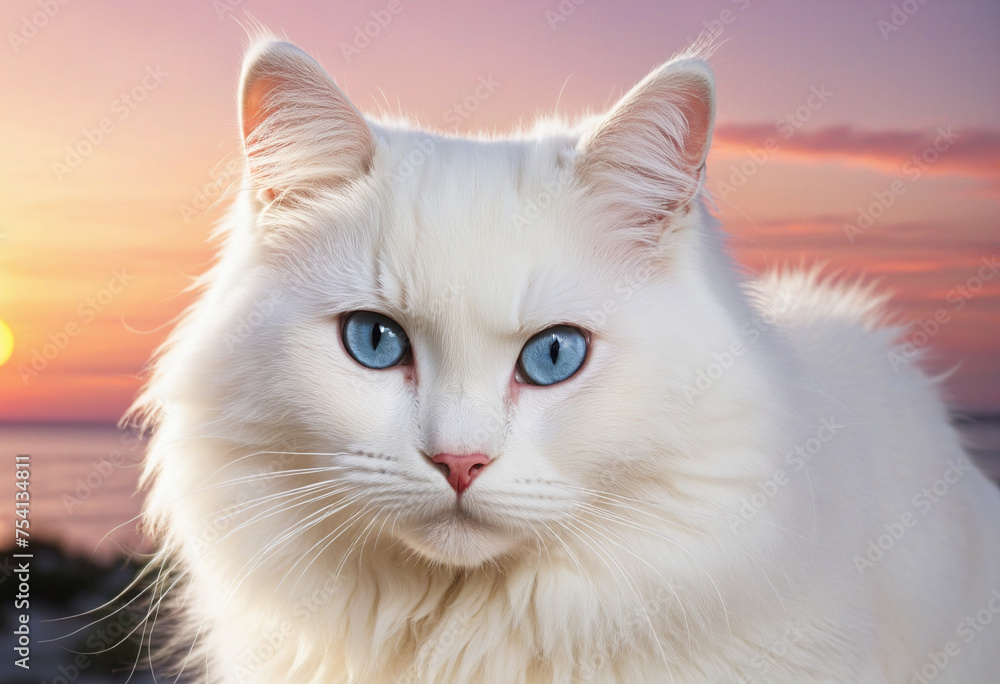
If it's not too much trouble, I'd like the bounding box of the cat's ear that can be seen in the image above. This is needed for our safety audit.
[239,40,375,200]
[576,58,715,228]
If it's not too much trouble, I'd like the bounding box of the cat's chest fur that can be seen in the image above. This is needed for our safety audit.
[207,540,863,684]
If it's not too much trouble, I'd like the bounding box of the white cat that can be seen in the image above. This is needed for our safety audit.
[129,37,1000,683]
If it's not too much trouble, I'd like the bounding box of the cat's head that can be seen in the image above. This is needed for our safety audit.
[144,39,786,573]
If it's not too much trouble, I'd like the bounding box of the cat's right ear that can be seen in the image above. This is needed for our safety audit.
[239,40,375,201]
[575,57,715,231]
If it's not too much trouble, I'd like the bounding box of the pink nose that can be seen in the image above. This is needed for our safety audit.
[431,452,491,495]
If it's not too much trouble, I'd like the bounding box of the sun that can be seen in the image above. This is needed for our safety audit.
[0,320,13,367]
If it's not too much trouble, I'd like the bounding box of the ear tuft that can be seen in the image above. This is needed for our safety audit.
[577,58,715,226]
[239,40,374,197]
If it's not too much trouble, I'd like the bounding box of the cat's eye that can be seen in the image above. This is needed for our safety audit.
[342,311,410,369]
[517,325,588,386]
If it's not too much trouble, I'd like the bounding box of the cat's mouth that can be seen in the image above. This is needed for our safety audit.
[396,505,518,567]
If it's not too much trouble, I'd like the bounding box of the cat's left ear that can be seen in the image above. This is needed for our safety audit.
[576,58,715,227]
[239,39,375,200]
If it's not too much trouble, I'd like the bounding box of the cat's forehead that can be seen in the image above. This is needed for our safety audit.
[376,127,580,235]
[367,129,604,334]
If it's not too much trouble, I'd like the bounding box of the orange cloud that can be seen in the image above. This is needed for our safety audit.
[713,123,1000,181]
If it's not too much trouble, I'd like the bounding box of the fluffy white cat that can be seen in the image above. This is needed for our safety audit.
[129,37,1000,683]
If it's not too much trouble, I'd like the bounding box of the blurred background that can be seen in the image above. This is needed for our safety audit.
[0,0,997,681]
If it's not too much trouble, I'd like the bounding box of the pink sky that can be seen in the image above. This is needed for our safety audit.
[0,0,997,420]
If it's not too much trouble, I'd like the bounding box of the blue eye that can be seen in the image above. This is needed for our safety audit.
[342,311,410,369]
[518,325,588,386]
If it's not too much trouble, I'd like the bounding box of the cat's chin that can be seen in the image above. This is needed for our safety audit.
[396,511,518,567]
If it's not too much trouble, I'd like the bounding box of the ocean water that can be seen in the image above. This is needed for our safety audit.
[0,424,148,563]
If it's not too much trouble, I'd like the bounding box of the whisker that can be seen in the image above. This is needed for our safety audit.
[571,513,692,659]
[571,501,733,641]
[225,494,366,599]
[556,519,677,684]
[205,481,356,547]
[274,501,373,597]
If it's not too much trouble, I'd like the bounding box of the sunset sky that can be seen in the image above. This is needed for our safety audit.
[1,0,998,422]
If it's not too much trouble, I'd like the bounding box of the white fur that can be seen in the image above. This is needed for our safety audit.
[130,39,1000,683]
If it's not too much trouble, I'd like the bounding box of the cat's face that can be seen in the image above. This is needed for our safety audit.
[193,41,749,569]
[249,137,670,566]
